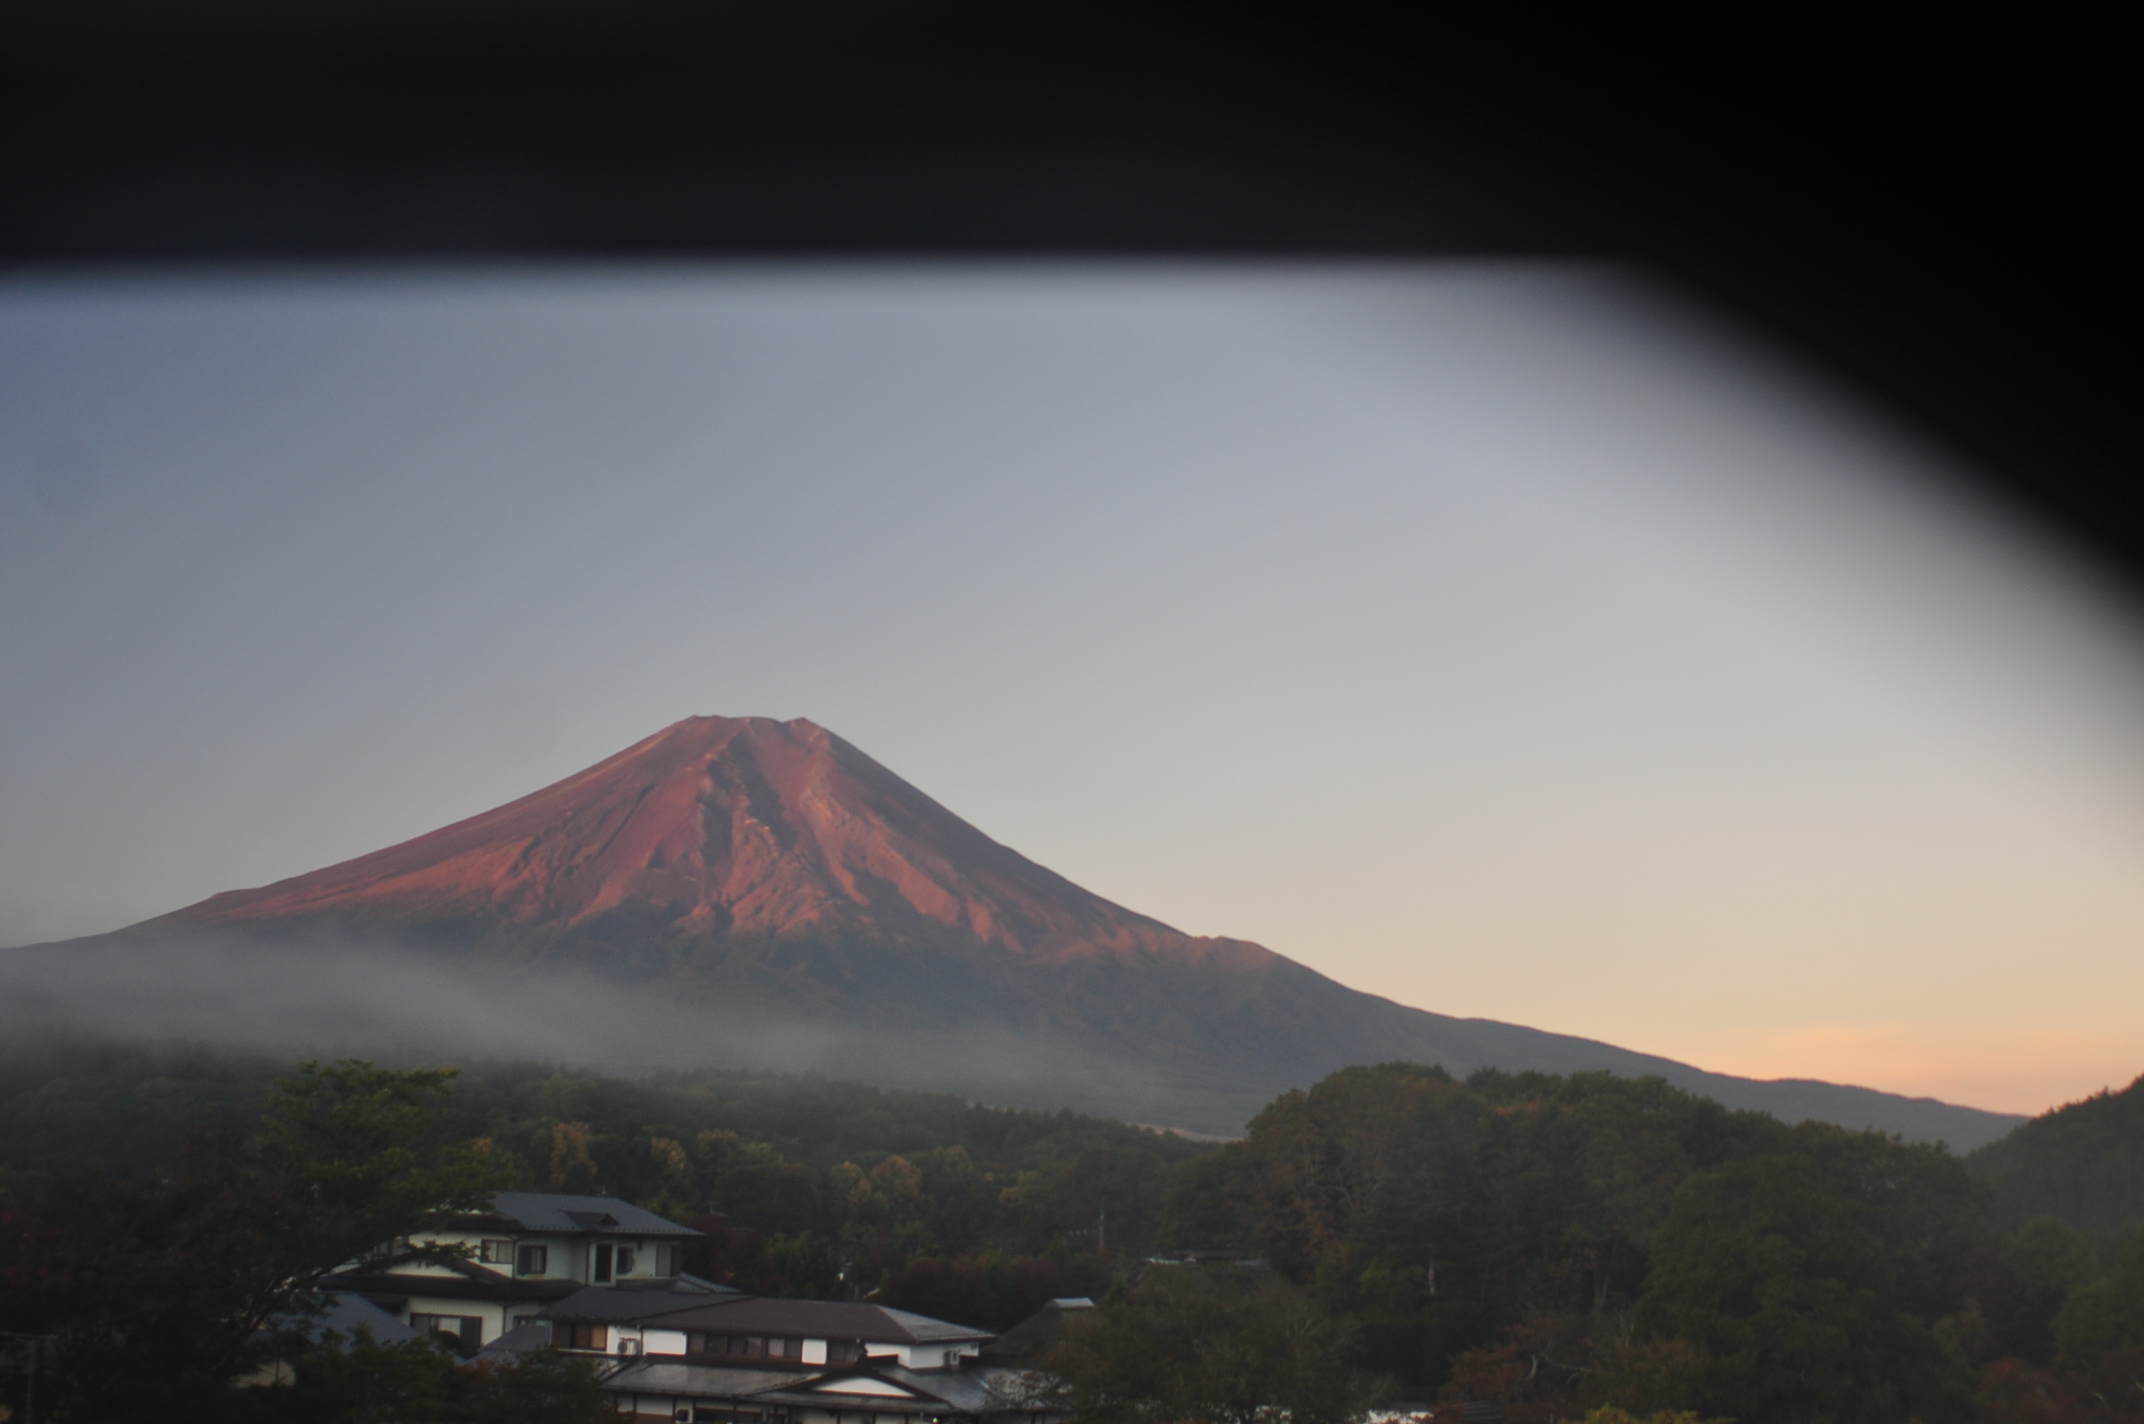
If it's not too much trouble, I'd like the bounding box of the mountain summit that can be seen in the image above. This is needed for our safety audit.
[158,715,1247,970]
[63,715,2022,1146]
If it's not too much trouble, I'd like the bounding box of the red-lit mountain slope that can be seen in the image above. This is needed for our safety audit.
[157,715,1256,972]
[86,716,2021,1146]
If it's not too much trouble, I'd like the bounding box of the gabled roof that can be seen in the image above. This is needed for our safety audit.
[318,1291,424,1344]
[478,1192,701,1238]
[601,1358,1033,1415]
[980,1297,1090,1360]
[797,1371,932,1398]
[474,1321,556,1362]
[543,1288,994,1345]
[557,1293,991,1344]
[277,1291,424,1348]
[760,1361,1036,1413]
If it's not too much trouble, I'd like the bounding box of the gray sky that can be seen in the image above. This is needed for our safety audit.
[4,262,2141,1114]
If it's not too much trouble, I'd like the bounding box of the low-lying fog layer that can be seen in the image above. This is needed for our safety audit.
[0,934,1266,1133]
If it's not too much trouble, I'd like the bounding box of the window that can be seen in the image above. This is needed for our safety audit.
[593,1242,615,1283]
[711,1335,798,1359]
[479,1238,514,1265]
[655,1243,682,1277]
[554,1322,610,1352]
[516,1244,549,1276]
[616,1245,638,1275]
[410,1314,483,1354]
[827,1340,866,1365]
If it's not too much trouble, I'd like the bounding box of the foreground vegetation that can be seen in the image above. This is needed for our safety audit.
[0,1059,613,1422]
[1171,1063,2144,1421]
[4,1037,2143,1422]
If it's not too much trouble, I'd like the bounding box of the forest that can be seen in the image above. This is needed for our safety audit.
[3,1035,2143,1423]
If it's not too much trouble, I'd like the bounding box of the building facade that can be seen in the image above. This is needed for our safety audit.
[323,1191,705,1350]
[486,1283,1057,1424]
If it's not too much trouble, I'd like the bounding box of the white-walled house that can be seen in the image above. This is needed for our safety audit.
[504,1286,1049,1424]
[322,1192,706,1351]
[544,1290,992,1370]
[602,1356,1054,1424]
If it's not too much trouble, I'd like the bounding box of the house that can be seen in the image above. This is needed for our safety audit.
[542,1288,993,1369]
[239,1291,425,1385]
[321,1191,705,1351]
[495,1283,1060,1424]
[974,1298,1092,1364]
[602,1356,1053,1424]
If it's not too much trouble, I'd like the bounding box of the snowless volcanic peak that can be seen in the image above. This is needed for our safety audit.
[156,715,1218,964]
[79,716,2030,1147]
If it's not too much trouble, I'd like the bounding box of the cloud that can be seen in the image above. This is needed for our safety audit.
[0,930,1267,1133]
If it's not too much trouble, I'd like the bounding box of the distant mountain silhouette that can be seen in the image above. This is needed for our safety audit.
[45,715,2024,1147]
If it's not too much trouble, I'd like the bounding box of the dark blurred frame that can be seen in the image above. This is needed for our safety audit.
[3,5,2131,593]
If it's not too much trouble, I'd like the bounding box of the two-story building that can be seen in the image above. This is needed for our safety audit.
[323,1191,706,1352]
[480,1284,1047,1424]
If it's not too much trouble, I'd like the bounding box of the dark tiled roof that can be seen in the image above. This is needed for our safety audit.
[279,1291,423,1347]
[754,1363,1038,1414]
[319,1291,423,1345]
[474,1321,556,1362]
[477,1193,701,1238]
[603,1358,1036,1417]
[980,1298,1092,1359]
[549,1291,991,1344]
[546,1279,746,1322]
[322,1261,577,1305]
[604,1360,822,1397]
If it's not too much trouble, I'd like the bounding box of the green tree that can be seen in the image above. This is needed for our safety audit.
[2054,1226,2144,1374]
[231,1332,615,1424]
[1033,1265,1384,1424]
[0,1060,498,1421]
[1637,1147,1975,1423]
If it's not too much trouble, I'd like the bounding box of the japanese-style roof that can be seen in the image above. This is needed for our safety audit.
[272,1291,424,1348]
[316,1291,423,1345]
[601,1358,1030,1414]
[978,1298,1090,1360]
[602,1359,822,1397]
[545,1279,747,1322]
[474,1321,557,1362]
[322,1257,575,1304]
[477,1192,702,1237]
[565,1293,991,1344]
[759,1362,1036,1413]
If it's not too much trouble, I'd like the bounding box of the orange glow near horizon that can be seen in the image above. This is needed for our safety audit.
[5,266,2143,1119]
[1687,1024,2142,1118]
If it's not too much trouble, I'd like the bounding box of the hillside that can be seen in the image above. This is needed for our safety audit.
[5,714,2025,1147]
[1969,1071,2144,1235]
